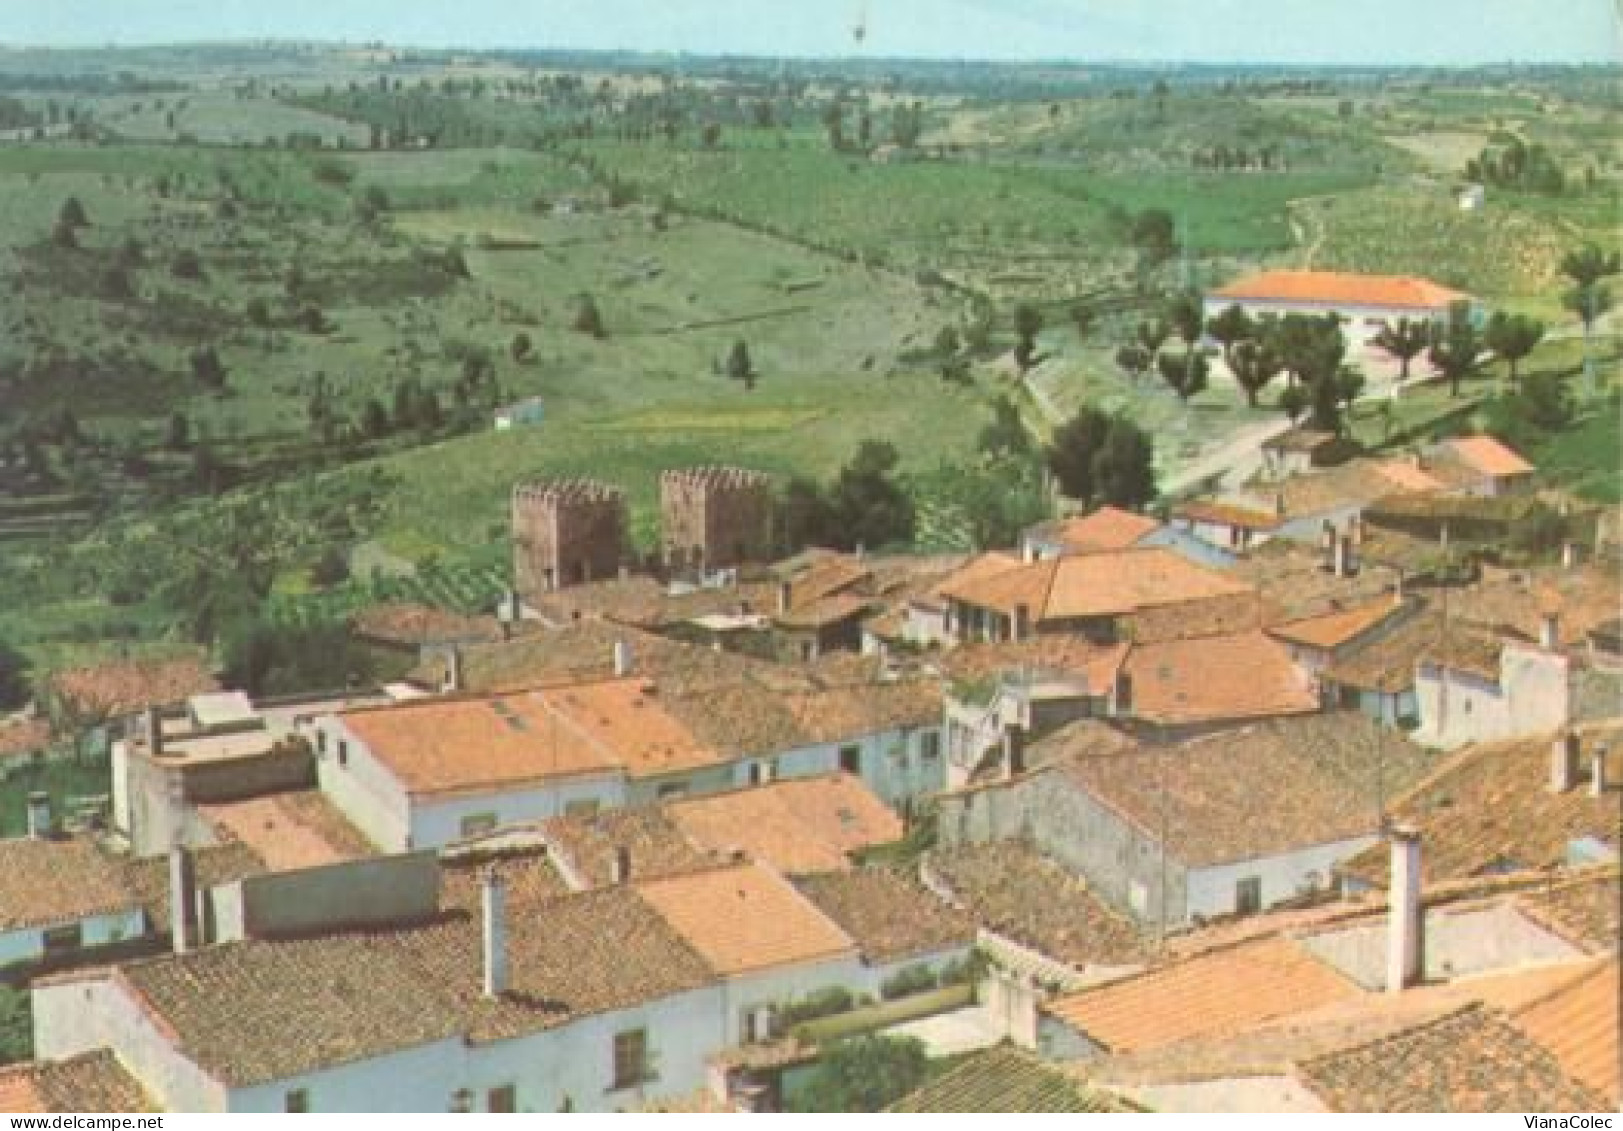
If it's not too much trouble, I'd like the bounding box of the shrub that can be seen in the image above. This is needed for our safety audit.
[879,963,939,1001]
[771,986,855,1036]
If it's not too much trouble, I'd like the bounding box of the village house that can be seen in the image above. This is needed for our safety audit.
[1431,435,1536,497]
[1412,617,1571,750]
[937,712,1435,928]
[0,1053,154,1112]
[1202,270,1477,350]
[491,395,545,431]
[28,852,970,1113]
[934,547,1259,646]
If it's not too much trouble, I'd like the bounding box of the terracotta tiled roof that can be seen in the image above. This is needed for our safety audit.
[0,1052,154,1113]
[889,1044,1139,1112]
[1420,627,1505,681]
[635,861,857,977]
[1519,871,1621,954]
[780,553,873,607]
[530,576,782,629]
[1210,270,1470,310]
[117,842,268,929]
[1228,539,1397,625]
[1173,499,1282,531]
[795,866,975,963]
[1045,935,1362,1054]
[926,551,1025,604]
[117,884,716,1086]
[0,718,53,761]
[940,548,1253,623]
[342,678,723,796]
[538,805,723,890]
[439,844,575,909]
[775,591,871,629]
[1248,458,1435,522]
[1371,459,1447,493]
[349,602,510,648]
[200,790,376,870]
[1057,712,1437,867]
[1336,722,1623,886]
[1268,597,1404,651]
[1122,630,1318,725]
[667,774,902,875]
[48,656,218,719]
[0,837,143,932]
[925,842,1150,969]
[788,679,942,743]
[938,638,1128,693]
[1450,562,1619,649]
[1322,609,1448,693]
[1512,959,1621,1104]
[1296,1003,1608,1113]
[1029,507,1162,554]
[1445,435,1536,479]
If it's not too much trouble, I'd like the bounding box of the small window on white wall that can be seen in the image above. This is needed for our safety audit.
[1127,880,1148,916]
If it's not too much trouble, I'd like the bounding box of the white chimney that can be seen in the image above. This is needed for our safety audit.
[481,869,508,998]
[1393,572,1406,607]
[1335,533,1354,578]
[1540,610,1561,651]
[1387,827,1423,994]
[613,639,633,678]
[1591,748,1609,799]
[445,647,464,694]
[610,845,632,885]
[1350,514,1365,547]
[1011,603,1031,642]
[1561,541,1578,570]
[169,844,197,955]
[1002,725,1026,780]
[1550,732,1581,793]
[1321,520,1336,571]
[25,791,52,839]
[777,580,792,615]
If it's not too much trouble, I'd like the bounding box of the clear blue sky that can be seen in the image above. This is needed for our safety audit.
[2,0,1617,64]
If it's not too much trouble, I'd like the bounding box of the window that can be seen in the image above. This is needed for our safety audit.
[460,812,498,838]
[41,923,83,956]
[919,730,941,761]
[487,1085,517,1113]
[839,745,862,775]
[612,1028,649,1090]
[337,739,348,767]
[657,780,690,800]
[316,730,327,755]
[284,1089,310,1113]
[741,1005,775,1044]
[1235,877,1263,916]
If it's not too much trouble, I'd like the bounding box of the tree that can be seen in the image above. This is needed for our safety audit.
[1091,417,1157,508]
[1070,304,1094,338]
[1229,338,1283,406]
[700,122,721,148]
[245,296,271,328]
[309,547,349,588]
[790,1035,930,1113]
[49,217,77,249]
[978,395,1030,458]
[510,331,533,362]
[1559,243,1620,387]
[355,184,390,223]
[171,249,204,280]
[1484,312,1545,384]
[1046,405,1113,503]
[572,294,604,337]
[1371,317,1430,382]
[776,475,836,552]
[1335,364,1366,412]
[1166,294,1203,351]
[1157,349,1208,403]
[166,411,190,450]
[1012,304,1043,370]
[1278,382,1309,423]
[828,440,914,551]
[724,339,756,388]
[1136,317,1171,359]
[1130,208,1177,266]
[0,638,30,711]
[1205,303,1255,369]
[1115,343,1152,382]
[190,346,226,390]
[1428,312,1484,398]
[360,397,390,438]
[933,325,961,358]
[57,196,88,229]
[0,984,31,1065]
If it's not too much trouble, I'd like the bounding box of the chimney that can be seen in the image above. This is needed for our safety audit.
[1274,491,1286,518]
[777,580,792,616]
[500,620,513,643]
[1550,732,1580,793]
[1561,541,1578,570]
[169,844,197,955]
[613,639,633,678]
[1387,827,1423,994]
[1591,748,1610,798]
[146,706,164,758]
[25,791,52,839]
[1002,725,1026,779]
[1439,522,1450,552]
[1321,520,1336,571]
[610,845,632,885]
[444,647,464,694]
[1333,534,1349,578]
[481,869,508,998]
[1393,572,1406,607]
[1011,603,1031,642]
[1540,610,1561,651]
[1350,514,1365,548]
[1112,670,1134,716]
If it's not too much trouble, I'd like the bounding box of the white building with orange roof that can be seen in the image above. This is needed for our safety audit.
[1204,269,1478,349]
